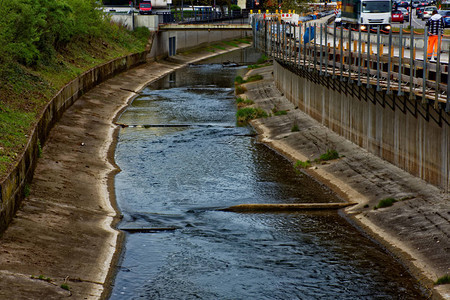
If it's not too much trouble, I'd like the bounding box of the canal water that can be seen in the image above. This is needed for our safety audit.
[110,48,424,299]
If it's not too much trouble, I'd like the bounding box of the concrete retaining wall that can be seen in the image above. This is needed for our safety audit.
[149,30,250,59]
[273,61,450,191]
[0,51,148,234]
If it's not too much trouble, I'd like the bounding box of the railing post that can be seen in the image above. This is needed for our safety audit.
[314,23,317,72]
[447,42,450,112]
[398,26,403,96]
[376,26,381,91]
[348,25,353,83]
[366,27,371,89]
[358,26,362,86]
[422,29,428,103]
[410,26,415,100]
[387,26,392,93]
[320,23,323,76]
[325,23,329,76]
[340,24,344,81]
[333,23,337,78]
[435,32,442,109]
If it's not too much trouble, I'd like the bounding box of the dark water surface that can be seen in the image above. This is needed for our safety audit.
[110,49,424,299]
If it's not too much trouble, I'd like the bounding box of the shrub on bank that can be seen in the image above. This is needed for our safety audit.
[0,0,150,180]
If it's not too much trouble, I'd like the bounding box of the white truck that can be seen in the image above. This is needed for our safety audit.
[341,0,392,30]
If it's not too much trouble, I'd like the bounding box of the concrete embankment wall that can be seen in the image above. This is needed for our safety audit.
[273,61,450,192]
[0,51,149,233]
[149,29,250,59]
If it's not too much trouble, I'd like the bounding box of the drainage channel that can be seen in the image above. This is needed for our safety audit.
[109,53,426,299]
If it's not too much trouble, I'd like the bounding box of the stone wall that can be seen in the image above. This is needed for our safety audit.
[0,51,149,234]
[273,61,450,192]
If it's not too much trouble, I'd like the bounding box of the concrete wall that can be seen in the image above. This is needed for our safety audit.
[0,52,148,234]
[274,61,450,191]
[149,30,250,59]
[110,15,159,31]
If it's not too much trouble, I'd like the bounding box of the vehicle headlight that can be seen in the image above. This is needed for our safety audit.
[360,25,367,30]
[385,25,391,30]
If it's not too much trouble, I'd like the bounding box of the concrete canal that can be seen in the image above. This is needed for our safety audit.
[109,49,425,299]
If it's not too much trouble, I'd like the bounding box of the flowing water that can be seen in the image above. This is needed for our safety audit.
[109,49,424,299]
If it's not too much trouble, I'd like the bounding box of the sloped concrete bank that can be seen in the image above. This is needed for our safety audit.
[0,44,251,299]
[241,65,450,299]
[0,51,149,234]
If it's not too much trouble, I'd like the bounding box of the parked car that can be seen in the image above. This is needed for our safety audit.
[439,10,450,27]
[398,7,410,21]
[416,2,428,15]
[422,6,437,20]
[139,0,152,14]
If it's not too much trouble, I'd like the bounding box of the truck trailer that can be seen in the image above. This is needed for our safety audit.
[341,0,392,30]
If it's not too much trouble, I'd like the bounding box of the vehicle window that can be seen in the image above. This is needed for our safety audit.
[362,1,391,13]
[141,3,151,7]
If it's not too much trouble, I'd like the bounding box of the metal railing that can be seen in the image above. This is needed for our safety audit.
[159,9,250,24]
[251,15,450,113]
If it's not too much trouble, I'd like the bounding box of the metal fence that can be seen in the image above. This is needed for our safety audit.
[251,15,450,113]
[160,9,250,24]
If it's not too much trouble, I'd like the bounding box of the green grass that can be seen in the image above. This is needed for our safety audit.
[435,274,450,285]
[257,54,269,64]
[60,283,71,291]
[294,160,311,169]
[235,74,263,84]
[236,97,254,107]
[0,26,149,180]
[274,110,287,116]
[374,197,397,210]
[235,76,245,84]
[318,149,340,161]
[291,123,299,132]
[31,275,52,282]
[236,107,268,125]
[235,85,247,95]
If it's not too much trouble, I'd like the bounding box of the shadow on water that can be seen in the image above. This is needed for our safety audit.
[109,48,426,299]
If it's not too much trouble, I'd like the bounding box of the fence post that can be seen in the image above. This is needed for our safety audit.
[325,23,329,76]
[376,26,381,91]
[398,26,403,96]
[435,32,442,109]
[320,23,323,76]
[422,29,428,103]
[340,24,344,81]
[358,26,362,86]
[366,27,371,89]
[387,26,392,93]
[410,26,415,100]
[333,23,336,78]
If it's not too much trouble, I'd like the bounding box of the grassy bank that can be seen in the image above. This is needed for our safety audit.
[0,1,150,180]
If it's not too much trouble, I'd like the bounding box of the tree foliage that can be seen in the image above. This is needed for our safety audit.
[0,0,107,67]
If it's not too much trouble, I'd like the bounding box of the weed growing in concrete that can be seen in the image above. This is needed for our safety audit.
[274,110,287,116]
[291,123,299,132]
[294,160,311,170]
[37,140,42,158]
[235,76,245,84]
[235,85,247,95]
[435,274,450,285]
[236,107,268,125]
[24,184,30,197]
[236,97,254,107]
[31,275,52,282]
[318,149,339,161]
[60,283,71,291]
[257,54,269,64]
[374,197,397,210]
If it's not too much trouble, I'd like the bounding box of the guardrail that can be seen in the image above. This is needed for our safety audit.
[251,15,450,118]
